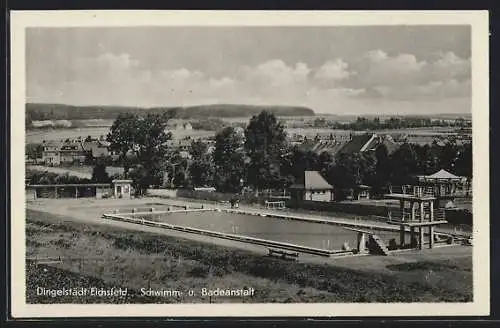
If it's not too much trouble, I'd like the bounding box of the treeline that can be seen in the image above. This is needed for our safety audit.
[103,110,472,199]
[25,103,315,123]
[176,136,472,200]
[313,116,471,130]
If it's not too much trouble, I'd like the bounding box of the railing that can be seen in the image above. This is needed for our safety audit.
[388,185,472,198]
[388,207,446,223]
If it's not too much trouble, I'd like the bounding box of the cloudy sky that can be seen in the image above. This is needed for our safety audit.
[26,26,471,115]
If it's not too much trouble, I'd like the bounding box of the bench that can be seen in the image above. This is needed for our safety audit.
[267,248,299,260]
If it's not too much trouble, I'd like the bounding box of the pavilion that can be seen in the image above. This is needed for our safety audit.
[416,169,470,207]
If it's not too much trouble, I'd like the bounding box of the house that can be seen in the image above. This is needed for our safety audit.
[59,140,87,164]
[41,139,113,166]
[41,141,64,165]
[336,133,399,157]
[82,140,111,158]
[289,171,334,203]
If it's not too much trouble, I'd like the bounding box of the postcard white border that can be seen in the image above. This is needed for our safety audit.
[10,10,490,318]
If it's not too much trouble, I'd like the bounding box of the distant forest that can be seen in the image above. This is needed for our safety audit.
[25,103,315,123]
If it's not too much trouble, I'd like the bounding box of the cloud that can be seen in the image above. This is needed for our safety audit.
[313,59,351,83]
[27,49,471,114]
[344,50,471,101]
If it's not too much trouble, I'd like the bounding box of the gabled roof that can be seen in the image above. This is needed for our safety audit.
[312,140,348,156]
[426,169,462,180]
[290,171,333,190]
[337,133,375,155]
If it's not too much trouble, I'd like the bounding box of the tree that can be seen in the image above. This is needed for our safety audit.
[107,111,175,190]
[85,135,93,142]
[107,113,140,178]
[328,152,376,200]
[91,158,111,183]
[439,141,458,172]
[372,145,391,195]
[213,127,245,193]
[190,139,208,161]
[389,143,419,185]
[244,111,288,191]
[454,142,472,178]
[128,164,149,196]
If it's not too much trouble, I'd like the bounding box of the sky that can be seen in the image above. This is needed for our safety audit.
[26,26,471,115]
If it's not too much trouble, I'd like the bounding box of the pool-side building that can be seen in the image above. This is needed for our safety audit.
[290,171,334,203]
[26,179,133,200]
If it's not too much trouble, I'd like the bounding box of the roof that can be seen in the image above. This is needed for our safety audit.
[425,169,463,180]
[311,140,348,156]
[42,141,64,148]
[290,171,333,190]
[59,141,86,152]
[337,134,375,155]
[297,139,317,152]
[112,179,133,183]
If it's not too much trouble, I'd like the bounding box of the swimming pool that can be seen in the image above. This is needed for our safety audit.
[133,210,400,251]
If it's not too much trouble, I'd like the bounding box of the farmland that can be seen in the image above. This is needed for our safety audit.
[26,127,215,144]
[26,123,462,144]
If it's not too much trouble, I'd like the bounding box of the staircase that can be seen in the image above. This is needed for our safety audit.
[368,234,390,256]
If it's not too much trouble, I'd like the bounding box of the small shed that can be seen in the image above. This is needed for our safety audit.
[112,179,133,199]
[355,185,372,200]
[290,171,334,203]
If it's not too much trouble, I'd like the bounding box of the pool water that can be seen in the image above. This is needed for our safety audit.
[136,211,400,251]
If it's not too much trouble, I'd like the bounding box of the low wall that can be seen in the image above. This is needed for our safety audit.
[286,200,390,217]
[146,188,179,199]
[176,189,262,205]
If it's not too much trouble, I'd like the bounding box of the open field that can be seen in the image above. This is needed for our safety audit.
[26,124,465,144]
[25,198,473,303]
[26,127,214,144]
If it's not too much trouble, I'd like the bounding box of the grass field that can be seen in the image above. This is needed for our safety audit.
[26,209,472,304]
[26,127,215,143]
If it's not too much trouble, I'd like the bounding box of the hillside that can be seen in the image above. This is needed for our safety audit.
[26,103,315,121]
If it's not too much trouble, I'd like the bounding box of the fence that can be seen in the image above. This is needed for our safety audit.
[176,189,284,206]
[286,199,390,217]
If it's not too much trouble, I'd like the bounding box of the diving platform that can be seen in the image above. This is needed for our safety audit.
[384,192,446,250]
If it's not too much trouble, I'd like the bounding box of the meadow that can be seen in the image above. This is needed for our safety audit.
[26,127,215,144]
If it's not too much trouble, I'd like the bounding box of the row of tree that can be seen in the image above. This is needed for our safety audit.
[313,116,471,130]
[104,110,472,198]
